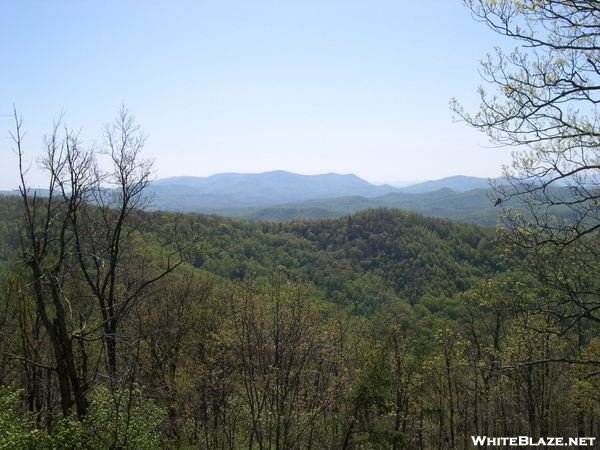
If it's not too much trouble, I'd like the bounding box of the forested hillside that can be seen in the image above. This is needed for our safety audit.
[239,188,500,225]
[192,207,500,306]
[2,191,598,449]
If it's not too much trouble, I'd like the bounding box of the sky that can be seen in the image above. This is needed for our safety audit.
[1,0,516,191]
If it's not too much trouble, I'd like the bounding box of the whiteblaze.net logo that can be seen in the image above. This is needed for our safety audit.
[471,436,597,447]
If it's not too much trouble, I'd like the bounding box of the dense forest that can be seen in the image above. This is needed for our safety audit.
[1,188,599,449]
[7,0,600,439]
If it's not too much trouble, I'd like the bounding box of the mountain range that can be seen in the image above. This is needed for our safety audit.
[0,171,501,225]
[148,171,500,225]
[150,171,397,206]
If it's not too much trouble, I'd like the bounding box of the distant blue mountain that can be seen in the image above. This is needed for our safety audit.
[1,172,500,223]
[397,175,492,193]
[148,172,496,211]
[150,170,399,209]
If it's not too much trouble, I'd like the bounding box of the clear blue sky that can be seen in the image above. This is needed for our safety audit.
[1,0,515,190]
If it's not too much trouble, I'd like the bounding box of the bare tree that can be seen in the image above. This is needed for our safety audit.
[11,108,94,418]
[10,105,201,417]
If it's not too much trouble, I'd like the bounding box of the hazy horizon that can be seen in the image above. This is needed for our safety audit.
[2,1,515,191]
[0,169,492,193]
[151,169,487,186]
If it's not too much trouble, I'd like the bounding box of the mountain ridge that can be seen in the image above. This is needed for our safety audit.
[149,171,493,204]
[396,175,492,193]
[149,170,402,208]
[1,171,499,224]
[152,171,490,193]
[145,171,500,224]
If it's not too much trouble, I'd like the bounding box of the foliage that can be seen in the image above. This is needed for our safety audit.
[452,1,600,357]
[0,386,40,450]
[2,188,600,446]
[83,385,167,450]
[198,207,502,307]
[0,383,166,450]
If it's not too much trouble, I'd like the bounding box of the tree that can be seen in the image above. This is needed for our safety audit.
[70,106,200,380]
[10,110,93,418]
[451,1,600,356]
[228,271,345,450]
[10,105,200,418]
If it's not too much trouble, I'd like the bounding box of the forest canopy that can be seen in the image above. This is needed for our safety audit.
[1,184,599,448]
[5,1,600,444]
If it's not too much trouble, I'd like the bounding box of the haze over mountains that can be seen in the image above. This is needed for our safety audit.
[0,170,501,224]
[149,171,500,225]
[150,171,398,206]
